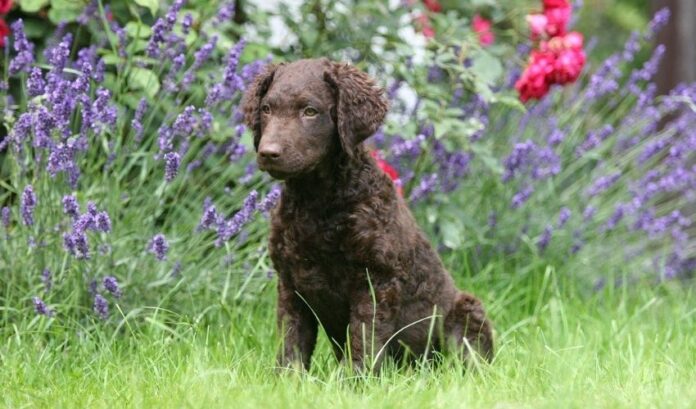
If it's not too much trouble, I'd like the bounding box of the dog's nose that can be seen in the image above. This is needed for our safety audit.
[259,143,282,161]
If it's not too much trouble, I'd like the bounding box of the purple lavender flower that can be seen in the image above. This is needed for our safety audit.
[173,106,197,137]
[240,163,256,185]
[511,186,534,209]
[21,185,37,226]
[131,98,148,143]
[645,8,670,40]
[503,140,536,182]
[182,36,219,89]
[164,152,181,182]
[103,276,122,298]
[409,173,438,203]
[149,233,169,261]
[604,204,625,231]
[182,13,194,33]
[198,109,213,137]
[199,201,221,231]
[537,225,553,251]
[558,207,571,227]
[93,294,109,319]
[258,185,282,212]
[27,67,46,97]
[10,113,33,147]
[146,0,186,58]
[95,211,112,233]
[92,88,118,130]
[576,125,614,157]
[33,296,54,317]
[531,147,561,180]
[214,1,236,26]
[587,172,621,197]
[216,191,259,246]
[77,0,98,25]
[9,20,35,74]
[158,126,174,153]
[1,207,10,229]
[547,128,565,146]
[42,268,52,291]
[223,38,246,92]
[62,194,80,219]
[583,205,596,222]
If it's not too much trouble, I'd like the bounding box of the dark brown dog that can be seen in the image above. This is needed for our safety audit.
[242,58,493,371]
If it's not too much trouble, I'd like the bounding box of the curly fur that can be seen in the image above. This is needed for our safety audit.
[242,58,493,371]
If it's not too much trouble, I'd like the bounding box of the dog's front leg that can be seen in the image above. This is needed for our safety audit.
[276,279,318,371]
[348,279,400,372]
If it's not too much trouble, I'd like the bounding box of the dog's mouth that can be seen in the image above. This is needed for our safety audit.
[257,160,295,180]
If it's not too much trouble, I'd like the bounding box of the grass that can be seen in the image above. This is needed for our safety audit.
[2,260,695,409]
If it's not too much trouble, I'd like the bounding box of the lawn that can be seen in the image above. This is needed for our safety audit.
[3,262,695,409]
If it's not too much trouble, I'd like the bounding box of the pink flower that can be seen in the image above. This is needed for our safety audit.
[0,19,9,48]
[544,5,571,36]
[415,14,435,39]
[543,0,571,8]
[515,50,556,102]
[0,0,12,14]
[543,32,586,83]
[423,0,442,13]
[526,14,548,40]
[473,14,494,47]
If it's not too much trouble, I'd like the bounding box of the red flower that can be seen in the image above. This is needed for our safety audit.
[0,0,12,14]
[472,14,494,47]
[526,13,548,40]
[542,0,571,8]
[423,0,442,13]
[543,32,585,84]
[543,5,571,36]
[370,151,404,196]
[415,13,435,39]
[515,50,556,102]
[0,19,10,48]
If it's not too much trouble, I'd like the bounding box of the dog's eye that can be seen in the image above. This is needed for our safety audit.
[261,104,271,114]
[303,107,318,117]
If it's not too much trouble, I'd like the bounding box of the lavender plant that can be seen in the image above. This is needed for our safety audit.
[374,8,694,284]
[0,1,279,325]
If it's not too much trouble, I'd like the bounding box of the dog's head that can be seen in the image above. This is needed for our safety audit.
[241,58,388,180]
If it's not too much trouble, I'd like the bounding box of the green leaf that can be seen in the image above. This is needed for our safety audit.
[469,51,503,86]
[19,0,49,13]
[124,22,152,39]
[441,219,463,249]
[128,68,160,99]
[47,0,85,23]
[134,0,158,16]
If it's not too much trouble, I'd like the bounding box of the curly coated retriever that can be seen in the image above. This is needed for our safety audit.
[242,58,493,371]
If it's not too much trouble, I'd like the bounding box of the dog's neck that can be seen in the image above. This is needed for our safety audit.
[283,148,372,206]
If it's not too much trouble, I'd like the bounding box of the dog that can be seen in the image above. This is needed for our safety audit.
[242,58,493,371]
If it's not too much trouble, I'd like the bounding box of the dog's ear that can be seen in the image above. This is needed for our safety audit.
[242,64,279,151]
[324,62,388,157]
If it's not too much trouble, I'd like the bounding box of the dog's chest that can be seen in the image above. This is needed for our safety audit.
[270,208,358,288]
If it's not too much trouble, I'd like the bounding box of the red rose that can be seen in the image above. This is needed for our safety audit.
[0,19,10,48]
[0,0,12,14]
[526,13,548,40]
[423,0,442,13]
[542,0,571,9]
[543,3,571,36]
[472,15,494,47]
[543,32,585,84]
[515,50,556,102]
[370,151,403,196]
